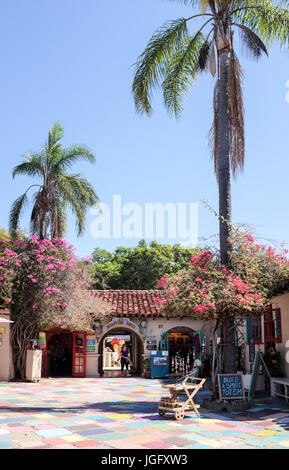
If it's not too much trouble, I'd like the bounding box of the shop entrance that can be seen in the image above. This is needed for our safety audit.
[166,327,201,374]
[44,330,86,378]
[98,328,144,377]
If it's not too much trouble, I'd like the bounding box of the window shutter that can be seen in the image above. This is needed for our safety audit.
[275,309,282,342]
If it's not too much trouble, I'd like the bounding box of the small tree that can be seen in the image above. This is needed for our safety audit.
[155,228,289,390]
[0,235,109,378]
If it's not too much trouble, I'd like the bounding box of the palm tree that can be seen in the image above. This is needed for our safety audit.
[9,122,99,240]
[132,0,289,372]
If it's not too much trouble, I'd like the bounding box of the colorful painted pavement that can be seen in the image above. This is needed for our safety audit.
[0,377,289,449]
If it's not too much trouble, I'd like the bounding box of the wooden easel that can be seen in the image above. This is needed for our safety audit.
[248,351,271,400]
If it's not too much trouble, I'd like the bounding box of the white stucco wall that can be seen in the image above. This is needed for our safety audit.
[270,293,289,378]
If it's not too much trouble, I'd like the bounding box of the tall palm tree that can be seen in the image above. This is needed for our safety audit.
[132,0,289,372]
[9,122,99,240]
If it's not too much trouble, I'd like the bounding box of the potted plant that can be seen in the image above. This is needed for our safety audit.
[143,357,151,378]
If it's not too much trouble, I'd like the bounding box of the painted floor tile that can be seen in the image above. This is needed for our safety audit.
[1,377,289,449]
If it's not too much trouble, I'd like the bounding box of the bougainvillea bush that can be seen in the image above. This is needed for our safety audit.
[155,229,289,381]
[0,235,109,377]
[155,230,289,319]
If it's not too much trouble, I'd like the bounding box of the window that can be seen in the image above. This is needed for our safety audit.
[264,307,282,343]
[246,317,262,344]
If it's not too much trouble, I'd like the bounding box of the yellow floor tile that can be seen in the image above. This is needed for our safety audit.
[61,434,86,443]
[252,430,279,437]
[106,413,132,419]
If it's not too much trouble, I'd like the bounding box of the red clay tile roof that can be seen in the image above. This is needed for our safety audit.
[91,290,166,317]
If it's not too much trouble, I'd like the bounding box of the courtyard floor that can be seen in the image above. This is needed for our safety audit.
[0,377,289,449]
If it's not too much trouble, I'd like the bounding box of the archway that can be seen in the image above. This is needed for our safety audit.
[98,327,144,377]
[165,326,201,373]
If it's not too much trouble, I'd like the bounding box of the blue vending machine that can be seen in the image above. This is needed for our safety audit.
[150,351,169,379]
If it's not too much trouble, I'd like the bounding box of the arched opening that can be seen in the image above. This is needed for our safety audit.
[46,329,73,377]
[166,327,201,374]
[98,327,144,377]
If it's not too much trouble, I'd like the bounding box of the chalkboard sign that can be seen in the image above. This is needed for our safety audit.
[218,374,245,401]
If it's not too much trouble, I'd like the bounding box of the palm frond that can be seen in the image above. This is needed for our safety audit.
[210,50,244,179]
[57,174,99,236]
[235,23,268,58]
[54,145,96,171]
[9,193,29,233]
[132,18,189,115]
[233,0,289,48]
[12,153,43,179]
[228,51,244,176]
[163,33,206,116]
[46,122,64,163]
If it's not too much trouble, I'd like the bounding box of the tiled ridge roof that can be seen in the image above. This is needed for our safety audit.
[91,290,166,317]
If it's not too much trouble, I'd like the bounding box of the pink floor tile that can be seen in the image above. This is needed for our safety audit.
[35,425,58,430]
[73,440,101,448]
[44,438,69,446]
[143,440,172,449]
[9,426,33,432]
[234,427,259,432]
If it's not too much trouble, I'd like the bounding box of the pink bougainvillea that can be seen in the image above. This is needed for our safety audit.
[0,234,110,377]
[155,229,289,320]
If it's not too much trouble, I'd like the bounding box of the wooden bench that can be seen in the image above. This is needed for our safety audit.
[271,377,289,402]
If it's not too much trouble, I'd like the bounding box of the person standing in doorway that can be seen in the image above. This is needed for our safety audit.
[120,344,130,377]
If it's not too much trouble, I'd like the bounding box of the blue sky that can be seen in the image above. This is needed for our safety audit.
[0,0,289,257]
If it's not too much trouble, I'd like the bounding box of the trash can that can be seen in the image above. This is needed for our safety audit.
[26,349,42,382]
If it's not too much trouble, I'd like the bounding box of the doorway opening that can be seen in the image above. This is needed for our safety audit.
[166,327,201,374]
[44,330,87,378]
[46,331,73,377]
[99,328,144,377]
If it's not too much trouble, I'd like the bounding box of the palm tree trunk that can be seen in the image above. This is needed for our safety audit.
[39,212,48,240]
[217,49,231,267]
[217,48,236,373]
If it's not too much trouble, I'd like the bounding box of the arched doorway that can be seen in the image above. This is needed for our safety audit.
[166,327,201,373]
[98,327,144,377]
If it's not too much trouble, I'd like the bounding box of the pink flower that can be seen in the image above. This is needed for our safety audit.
[45,264,54,270]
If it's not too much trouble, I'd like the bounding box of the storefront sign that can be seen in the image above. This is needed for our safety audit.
[218,374,245,401]
[146,336,157,350]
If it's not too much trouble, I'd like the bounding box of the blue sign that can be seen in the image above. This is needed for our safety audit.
[150,351,169,379]
[86,340,96,345]
[218,374,245,400]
